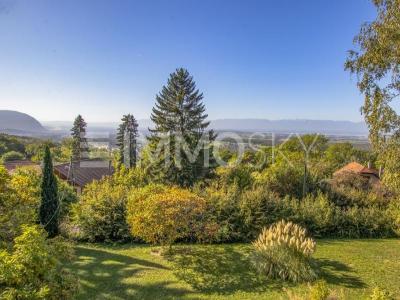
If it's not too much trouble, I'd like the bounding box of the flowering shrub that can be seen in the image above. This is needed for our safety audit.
[252,220,317,282]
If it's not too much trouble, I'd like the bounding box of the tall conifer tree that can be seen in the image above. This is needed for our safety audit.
[148,68,216,186]
[116,114,139,168]
[39,145,59,237]
[71,115,89,161]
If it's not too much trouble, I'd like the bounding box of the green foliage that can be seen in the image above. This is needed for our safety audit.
[285,280,334,300]
[309,280,331,300]
[0,225,77,300]
[58,138,74,162]
[127,184,207,246]
[57,180,77,218]
[0,134,26,157]
[71,115,89,161]
[112,165,148,187]
[71,178,130,242]
[252,220,317,283]
[379,140,400,194]
[387,199,400,235]
[253,146,274,170]
[25,140,60,162]
[325,142,372,171]
[116,114,139,168]
[346,0,400,150]
[370,287,393,300]
[215,165,254,190]
[0,166,40,242]
[199,184,243,242]
[280,134,328,158]
[254,151,313,198]
[214,146,235,165]
[284,192,395,238]
[201,183,398,241]
[1,151,25,162]
[39,146,59,238]
[147,68,216,187]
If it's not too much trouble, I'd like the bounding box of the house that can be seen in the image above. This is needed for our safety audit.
[333,162,380,184]
[54,159,114,193]
[2,160,40,174]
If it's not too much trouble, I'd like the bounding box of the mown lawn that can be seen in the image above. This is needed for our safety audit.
[69,239,400,299]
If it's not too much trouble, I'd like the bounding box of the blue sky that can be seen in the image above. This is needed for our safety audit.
[0,0,375,122]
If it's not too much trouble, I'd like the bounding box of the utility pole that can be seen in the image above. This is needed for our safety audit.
[302,152,308,197]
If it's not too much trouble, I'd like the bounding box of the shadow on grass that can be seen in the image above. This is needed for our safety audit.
[167,245,366,294]
[70,246,193,299]
[317,259,366,288]
[70,244,367,298]
[166,245,274,294]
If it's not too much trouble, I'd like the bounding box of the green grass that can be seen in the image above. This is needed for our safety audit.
[69,239,400,299]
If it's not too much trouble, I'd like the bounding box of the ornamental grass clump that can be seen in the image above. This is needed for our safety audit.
[252,220,317,283]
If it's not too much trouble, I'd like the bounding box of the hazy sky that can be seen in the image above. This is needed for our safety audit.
[0,0,375,122]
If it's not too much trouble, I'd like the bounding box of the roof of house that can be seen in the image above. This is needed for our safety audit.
[2,160,40,173]
[54,160,114,187]
[334,162,379,178]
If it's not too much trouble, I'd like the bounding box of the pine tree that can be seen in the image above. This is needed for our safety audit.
[39,145,59,237]
[71,115,89,161]
[116,114,139,168]
[147,68,216,187]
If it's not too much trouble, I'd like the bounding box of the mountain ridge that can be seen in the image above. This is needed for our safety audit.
[42,118,368,135]
[0,110,46,134]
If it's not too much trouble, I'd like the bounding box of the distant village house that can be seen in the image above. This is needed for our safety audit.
[3,159,114,193]
[333,162,380,185]
[53,160,114,193]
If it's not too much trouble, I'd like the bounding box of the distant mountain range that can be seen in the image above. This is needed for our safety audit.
[0,110,368,137]
[0,110,46,134]
[42,118,368,136]
[208,119,368,135]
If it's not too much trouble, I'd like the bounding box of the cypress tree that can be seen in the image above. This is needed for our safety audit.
[116,114,139,168]
[71,114,89,161]
[39,145,59,237]
[148,68,216,186]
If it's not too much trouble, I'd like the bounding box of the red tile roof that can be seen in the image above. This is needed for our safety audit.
[54,160,114,187]
[334,162,379,178]
[2,160,40,173]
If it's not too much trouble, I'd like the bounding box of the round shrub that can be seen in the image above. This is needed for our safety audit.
[127,184,207,246]
[1,151,25,162]
[71,179,130,242]
[252,220,317,283]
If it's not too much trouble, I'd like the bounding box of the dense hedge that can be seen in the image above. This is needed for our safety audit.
[199,185,399,242]
[69,178,400,243]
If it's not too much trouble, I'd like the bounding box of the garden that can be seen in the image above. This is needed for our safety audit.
[2,1,400,298]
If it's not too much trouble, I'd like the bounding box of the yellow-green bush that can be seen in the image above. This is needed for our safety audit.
[0,166,40,242]
[285,280,341,300]
[127,184,207,246]
[0,225,77,299]
[71,178,130,242]
[252,220,317,282]
[369,287,393,300]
